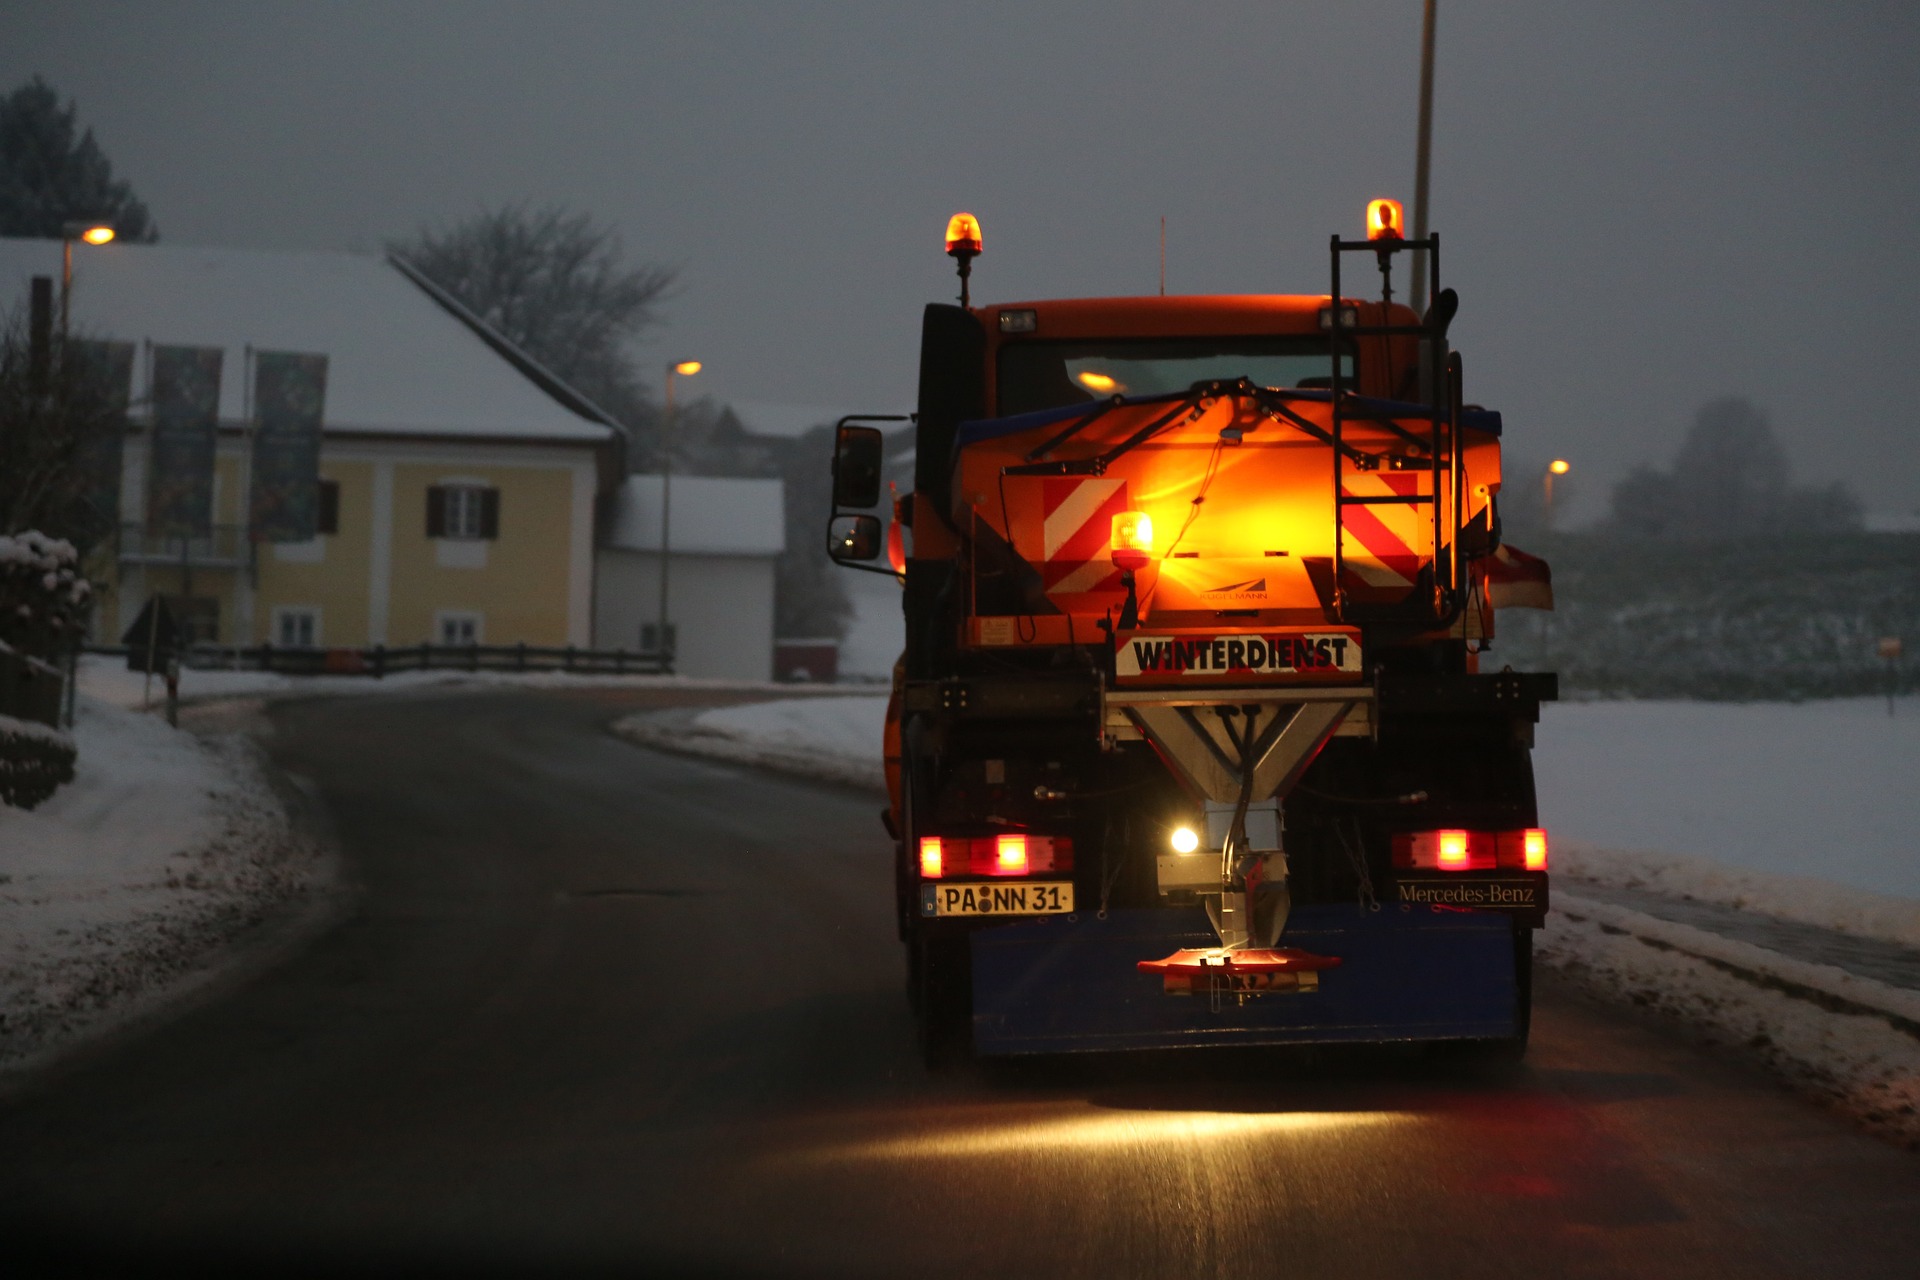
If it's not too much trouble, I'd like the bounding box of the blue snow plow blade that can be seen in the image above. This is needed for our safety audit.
[969,903,1518,1056]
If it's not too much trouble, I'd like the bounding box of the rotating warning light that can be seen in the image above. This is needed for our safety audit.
[1170,826,1200,855]
[945,212,983,258]
[1523,828,1549,871]
[995,833,1029,874]
[1366,198,1404,242]
[919,836,944,879]
[1110,511,1153,572]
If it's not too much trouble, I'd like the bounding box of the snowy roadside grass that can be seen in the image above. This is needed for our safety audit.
[1557,843,1920,951]
[613,695,888,791]
[0,697,330,1076]
[1541,899,1920,1148]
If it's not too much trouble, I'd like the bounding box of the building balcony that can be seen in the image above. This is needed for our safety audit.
[117,523,253,569]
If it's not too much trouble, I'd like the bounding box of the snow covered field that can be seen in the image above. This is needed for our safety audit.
[0,699,329,1075]
[1538,697,1919,901]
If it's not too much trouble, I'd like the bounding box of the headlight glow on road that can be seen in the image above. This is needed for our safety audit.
[785,1107,1407,1163]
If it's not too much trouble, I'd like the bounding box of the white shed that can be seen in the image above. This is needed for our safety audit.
[595,475,784,680]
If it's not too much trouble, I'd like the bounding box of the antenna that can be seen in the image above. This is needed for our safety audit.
[1159,216,1166,296]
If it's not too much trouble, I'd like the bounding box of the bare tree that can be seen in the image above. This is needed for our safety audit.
[0,308,125,555]
[389,206,674,429]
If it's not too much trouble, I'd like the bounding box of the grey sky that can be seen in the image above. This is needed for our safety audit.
[7,1,1917,523]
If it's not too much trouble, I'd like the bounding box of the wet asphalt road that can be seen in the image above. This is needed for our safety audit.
[3,688,1918,1278]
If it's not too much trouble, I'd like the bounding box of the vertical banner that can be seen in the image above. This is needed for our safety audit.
[70,339,136,538]
[249,351,328,542]
[147,345,223,537]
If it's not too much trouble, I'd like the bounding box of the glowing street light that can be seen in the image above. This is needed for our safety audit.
[1544,459,1571,532]
[58,220,116,343]
[657,358,703,666]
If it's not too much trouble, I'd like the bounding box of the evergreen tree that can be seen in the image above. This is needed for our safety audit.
[0,77,156,241]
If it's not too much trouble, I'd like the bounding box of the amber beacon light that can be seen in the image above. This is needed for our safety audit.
[945,211,983,307]
[1366,198,1404,242]
[1110,511,1153,572]
[944,212,983,257]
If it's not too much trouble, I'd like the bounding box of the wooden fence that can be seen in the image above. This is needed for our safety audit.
[88,642,673,679]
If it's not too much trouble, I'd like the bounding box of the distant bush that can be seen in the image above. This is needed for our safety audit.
[0,712,74,809]
[1490,532,1919,700]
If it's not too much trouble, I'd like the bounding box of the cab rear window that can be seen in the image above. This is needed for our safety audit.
[996,337,1353,417]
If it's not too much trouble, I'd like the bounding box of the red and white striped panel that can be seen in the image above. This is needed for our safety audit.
[1339,471,1429,591]
[1040,476,1131,601]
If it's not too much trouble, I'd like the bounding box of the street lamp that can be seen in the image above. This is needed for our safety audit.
[59,220,115,345]
[658,359,702,665]
[1544,459,1571,532]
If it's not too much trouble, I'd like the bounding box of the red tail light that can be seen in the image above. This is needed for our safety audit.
[1394,828,1550,872]
[914,834,1072,877]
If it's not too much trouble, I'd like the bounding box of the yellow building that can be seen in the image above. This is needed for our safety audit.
[2,239,618,650]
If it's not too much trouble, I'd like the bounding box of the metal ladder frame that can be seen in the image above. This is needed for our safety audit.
[1327,233,1463,626]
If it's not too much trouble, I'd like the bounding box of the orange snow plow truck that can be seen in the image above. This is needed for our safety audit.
[829,205,1557,1062]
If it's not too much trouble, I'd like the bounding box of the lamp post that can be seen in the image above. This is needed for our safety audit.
[657,359,701,665]
[59,221,115,347]
[1544,459,1570,533]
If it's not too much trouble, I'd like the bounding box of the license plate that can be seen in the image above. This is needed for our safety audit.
[921,881,1075,917]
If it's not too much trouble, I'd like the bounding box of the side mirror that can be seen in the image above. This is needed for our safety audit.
[832,424,885,509]
[828,514,884,562]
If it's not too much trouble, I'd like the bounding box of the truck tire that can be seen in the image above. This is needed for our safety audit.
[912,932,972,1070]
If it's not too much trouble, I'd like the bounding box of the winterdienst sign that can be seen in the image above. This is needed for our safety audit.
[249,351,328,543]
[146,345,223,537]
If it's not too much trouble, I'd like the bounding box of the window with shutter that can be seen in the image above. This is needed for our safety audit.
[317,480,340,535]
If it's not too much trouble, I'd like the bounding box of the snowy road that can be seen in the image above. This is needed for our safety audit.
[3,688,1918,1277]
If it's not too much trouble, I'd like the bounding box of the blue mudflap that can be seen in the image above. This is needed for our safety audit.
[970,902,1518,1056]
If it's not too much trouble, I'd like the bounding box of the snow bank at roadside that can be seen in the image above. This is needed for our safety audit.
[1542,895,1920,1148]
[0,698,329,1073]
[1557,843,1920,951]
[614,695,887,790]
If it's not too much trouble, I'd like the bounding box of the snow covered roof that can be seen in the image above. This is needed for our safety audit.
[0,238,613,444]
[605,474,785,556]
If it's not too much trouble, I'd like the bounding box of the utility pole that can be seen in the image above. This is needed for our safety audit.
[1410,0,1437,318]
[658,360,701,668]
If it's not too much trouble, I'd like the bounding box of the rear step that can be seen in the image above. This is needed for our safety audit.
[1138,947,1343,997]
